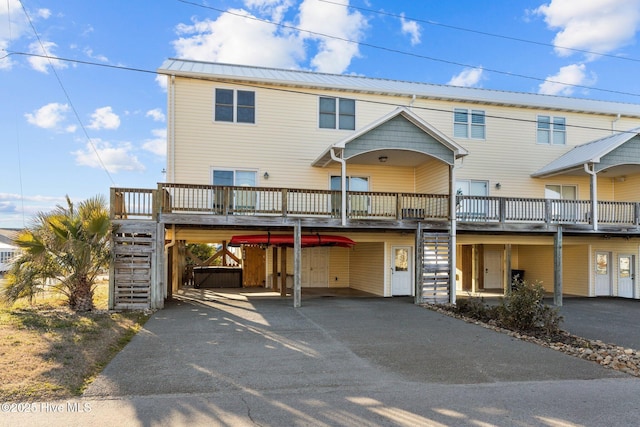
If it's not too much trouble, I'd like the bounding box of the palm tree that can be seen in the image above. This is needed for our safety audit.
[3,195,111,311]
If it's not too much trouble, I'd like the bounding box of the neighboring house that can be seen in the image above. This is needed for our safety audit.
[109,58,640,310]
[0,229,20,278]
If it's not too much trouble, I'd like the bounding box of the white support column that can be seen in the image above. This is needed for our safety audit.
[330,148,347,226]
[585,163,598,231]
[449,164,457,304]
[293,220,302,308]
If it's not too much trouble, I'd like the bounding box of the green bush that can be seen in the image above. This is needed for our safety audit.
[453,279,563,336]
[495,279,563,335]
[455,297,496,322]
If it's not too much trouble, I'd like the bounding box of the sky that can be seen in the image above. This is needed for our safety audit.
[3,0,640,228]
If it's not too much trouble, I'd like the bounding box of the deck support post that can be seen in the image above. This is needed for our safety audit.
[280,246,287,297]
[505,244,512,293]
[414,222,423,304]
[293,220,302,308]
[554,226,563,306]
[272,247,278,291]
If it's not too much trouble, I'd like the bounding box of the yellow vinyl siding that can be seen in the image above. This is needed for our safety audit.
[349,242,385,295]
[516,245,555,292]
[329,247,350,288]
[170,76,640,203]
[563,245,590,296]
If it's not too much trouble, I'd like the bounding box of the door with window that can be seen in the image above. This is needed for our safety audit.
[618,254,635,298]
[330,176,369,217]
[391,246,412,296]
[456,180,488,220]
[213,170,257,214]
[595,252,612,296]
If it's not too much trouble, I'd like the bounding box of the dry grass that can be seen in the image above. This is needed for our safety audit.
[0,279,149,401]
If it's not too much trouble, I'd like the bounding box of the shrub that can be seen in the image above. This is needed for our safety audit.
[455,297,496,322]
[495,279,563,335]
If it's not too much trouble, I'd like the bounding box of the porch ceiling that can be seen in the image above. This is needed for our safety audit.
[343,148,440,167]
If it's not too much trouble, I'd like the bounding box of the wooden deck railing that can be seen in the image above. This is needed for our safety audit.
[110,184,640,228]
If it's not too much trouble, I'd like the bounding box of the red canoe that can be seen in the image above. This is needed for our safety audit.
[229,233,355,248]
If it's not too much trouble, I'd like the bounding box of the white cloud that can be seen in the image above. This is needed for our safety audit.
[298,0,368,73]
[27,40,68,73]
[172,0,368,74]
[25,102,73,130]
[400,13,421,46]
[535,0,640,59]
[146,108,166,122]
[37,8,51,19]
[72,139,145,173]
[244,0,294,22]
[174,9,304,70]
[83,47,109,63]
[538,63,596,95]
[142,129,167,157]
[447,67,484,87]
[88,106,120,130]
[155,74,168,92]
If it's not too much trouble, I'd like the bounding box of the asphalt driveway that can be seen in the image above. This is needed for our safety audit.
[7,293,640,426]
[558,297,640,350]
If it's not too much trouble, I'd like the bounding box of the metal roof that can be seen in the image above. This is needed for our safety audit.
[158,58,640,117]
[531,128,640,177]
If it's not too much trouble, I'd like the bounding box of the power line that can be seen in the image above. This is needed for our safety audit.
[176,0,640,100]
[318,0,640,64]
[17,0,116,187]
[4,50,640,136]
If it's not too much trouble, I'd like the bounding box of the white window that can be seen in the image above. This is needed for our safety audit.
[454,108,485,139]
[214,89,255,123]
[330,176,369,216]
[213,169,257,212]
[319,97,355,130]
[456,180,489,220]
[537,116,565,144]
[545,184,576,200]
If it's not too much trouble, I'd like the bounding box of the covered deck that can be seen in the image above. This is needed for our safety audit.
[111,183,640,233]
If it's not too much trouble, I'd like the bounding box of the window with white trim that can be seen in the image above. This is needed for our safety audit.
[545,184,576,200]
[214,89,255,123]
[319,97,355,130]
[213,169,257,212]
[454,108,485,139]
[537,115,565,144]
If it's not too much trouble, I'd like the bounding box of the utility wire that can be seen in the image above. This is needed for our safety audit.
[18,0,116,186]
[6,0,26,226]
[318,0,640,64]
[4,50,636,136]
[176,0,640,100]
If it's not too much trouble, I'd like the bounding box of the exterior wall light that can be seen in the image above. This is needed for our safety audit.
[263,172,269,180]
[495,183,501,190]
[378,156,388,163]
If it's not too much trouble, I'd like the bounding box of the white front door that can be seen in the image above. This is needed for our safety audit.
[391,246,412,296]
[618,254,635,298]
[301,247,329,287]
[484,248,503,290]
[595,252,612,296]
